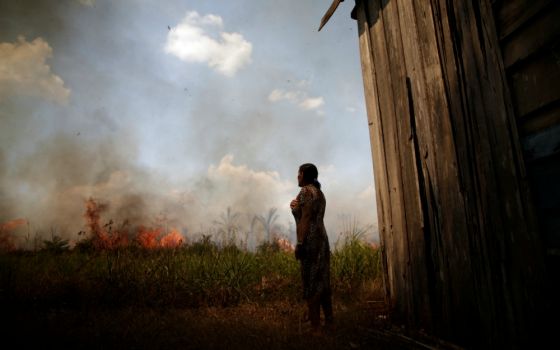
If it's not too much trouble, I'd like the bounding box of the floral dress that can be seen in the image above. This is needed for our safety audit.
[292,184,331,300]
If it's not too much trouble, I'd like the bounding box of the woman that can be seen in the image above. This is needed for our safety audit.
[290,163,333,334]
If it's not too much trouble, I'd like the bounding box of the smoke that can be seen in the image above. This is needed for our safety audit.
[183,155,296,229]
[0,36,70,104]
[4,131,147,236]
[0,0,378,248]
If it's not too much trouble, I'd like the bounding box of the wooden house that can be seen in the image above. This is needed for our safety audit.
[320,0,559,347]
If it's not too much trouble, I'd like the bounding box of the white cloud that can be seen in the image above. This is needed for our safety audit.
[165,11,252,77]
[268,85,324,114]
[0,36,70,104]
[346,106,357,113]
[197,13,223,27]
[299,96,324,110]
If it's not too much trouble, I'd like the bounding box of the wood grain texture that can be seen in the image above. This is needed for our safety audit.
[500,2,560,69]
[353,0,546,347]
[495,0,552,39]
[509,53,560,118]
[355,0,392,307]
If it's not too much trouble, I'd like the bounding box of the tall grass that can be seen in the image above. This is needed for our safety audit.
[331,217,381,301]
[0,235,381,309]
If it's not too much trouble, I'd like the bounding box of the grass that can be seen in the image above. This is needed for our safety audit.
[0,234,393,349]
[0,235,381,310]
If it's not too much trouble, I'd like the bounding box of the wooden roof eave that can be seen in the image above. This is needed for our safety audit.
[318,0,360,31]
[318,0,345,31]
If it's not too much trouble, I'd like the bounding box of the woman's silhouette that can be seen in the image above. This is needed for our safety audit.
[290,163,333,334]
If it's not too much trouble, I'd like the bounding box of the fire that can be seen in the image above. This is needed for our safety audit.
[137,226,184,249]
[160,229,184,248]
[137,226,162,249]
[83,198,128,249]
[0,218,26,252]
[83,198,185,250]
[1,218,27,232]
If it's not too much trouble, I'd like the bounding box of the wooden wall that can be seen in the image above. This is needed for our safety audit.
[491,0,560,313]
[353,0,546,347]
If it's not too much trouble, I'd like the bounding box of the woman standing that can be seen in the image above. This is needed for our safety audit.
[290,163,334,334]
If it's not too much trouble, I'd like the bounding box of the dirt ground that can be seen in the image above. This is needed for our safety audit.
[2,299,464,349]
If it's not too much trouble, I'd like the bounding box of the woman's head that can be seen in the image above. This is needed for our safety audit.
[298,163,320,189]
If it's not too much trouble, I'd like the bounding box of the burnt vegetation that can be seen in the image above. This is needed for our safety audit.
[0,199,396,349]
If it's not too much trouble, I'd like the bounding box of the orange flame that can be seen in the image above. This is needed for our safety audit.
[0,218,26,252]
[137,226,162,249]
[82,198,184,250]
[83,198,128,249]
[137,226,184,249]
[0,218,27,232]
[160,229,184,248]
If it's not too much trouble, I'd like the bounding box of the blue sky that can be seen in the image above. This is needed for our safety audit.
[0,0,377,245]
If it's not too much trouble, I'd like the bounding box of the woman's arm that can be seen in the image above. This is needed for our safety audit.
[295,187,312,244]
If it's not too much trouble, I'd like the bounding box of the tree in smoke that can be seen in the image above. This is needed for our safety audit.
[213,206,241,245]
[252,208,280,243]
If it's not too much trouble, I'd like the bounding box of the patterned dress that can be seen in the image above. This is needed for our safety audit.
[292,184,331,300]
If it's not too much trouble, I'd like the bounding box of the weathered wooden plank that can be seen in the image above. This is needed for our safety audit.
[365,1,413,322]
[380,0,431,328]
[365,0,413,322]
[395,0,446,335]
[401,2,487,338]
[353,0,546,347]
[501,2,560,69]
[519,103,560,136]
[510,52,560,117]
[357,0,399,311]
[396,0,477,339]
[495,0,552,39]
[447,1,545,346]
[356,0,392,305]
[396,0,460,335]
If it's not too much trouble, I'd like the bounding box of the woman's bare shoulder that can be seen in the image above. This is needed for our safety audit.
[297,185,315,201]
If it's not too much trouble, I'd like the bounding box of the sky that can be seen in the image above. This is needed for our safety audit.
[0,0,378,247]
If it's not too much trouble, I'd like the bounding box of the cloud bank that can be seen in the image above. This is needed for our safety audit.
[0,36,70,104]
[165,11,252,77]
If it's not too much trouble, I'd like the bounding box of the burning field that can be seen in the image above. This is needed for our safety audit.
[0,198,417,349]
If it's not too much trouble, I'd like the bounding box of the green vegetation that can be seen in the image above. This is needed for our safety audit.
[0,235,381,310]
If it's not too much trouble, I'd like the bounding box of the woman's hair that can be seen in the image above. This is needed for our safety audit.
[299,163,321,189]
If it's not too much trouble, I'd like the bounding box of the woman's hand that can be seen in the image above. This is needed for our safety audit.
[290,199,299,209]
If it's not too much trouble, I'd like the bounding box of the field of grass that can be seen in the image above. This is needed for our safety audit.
[0,236,381,309]
[0,235,404,349]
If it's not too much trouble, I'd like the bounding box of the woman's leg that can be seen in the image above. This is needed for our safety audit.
[307,294,321,330]
[321,290,334,326]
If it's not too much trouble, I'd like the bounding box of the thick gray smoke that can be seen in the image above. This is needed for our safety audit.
[0,0,378,248]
